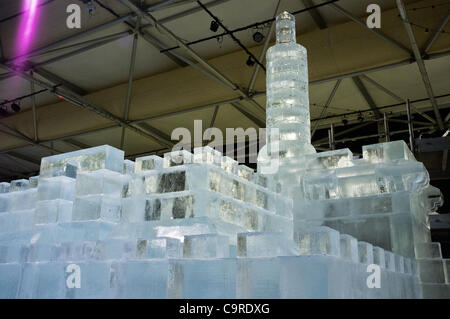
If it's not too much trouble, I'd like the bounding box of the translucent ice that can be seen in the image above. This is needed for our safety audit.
[183,234,229,258]
[40,145,124,178]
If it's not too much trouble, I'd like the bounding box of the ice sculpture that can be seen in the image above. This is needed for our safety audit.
[0,11,448,299]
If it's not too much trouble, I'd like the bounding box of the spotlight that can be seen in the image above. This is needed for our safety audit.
[253,31,264,43]
[357,113,364,122]
[210,20,219,32]
[246,56,255,67]
[11,102,21,113]
[81,0,96,15]
[342,118,348,126]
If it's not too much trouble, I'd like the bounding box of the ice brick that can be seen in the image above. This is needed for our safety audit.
[362,140,415,163]
[168,259,236,298]
[418,259,446,283]
[415,242,442,259]
[236,165,254,181]
[295,226,340,256]
[37,176,76,201]
[421,283,450,299]
[444,259,450,284]
[135,155,163,172]
[65,261,111,299]
[254,174,268,188]
[193,146,222,166]
[75,169,129,197]
[394,254,405,273]
[403,258,412,275]
[10,179,29,192]
[34,200,73,224]
[237,258,280,298]
[137,237,182,259]
[123,160,135,175]
[0,182,10,193]
[0,263,21,298]
[121,196,163,222]
[358,242,374,264]
[339,234,358,262]
[373,246,386,268]
[72,195,121,222]
[221,156,238,174]
[163,150,193,167]
[0,193,11,212]
[111,260,169,298]
[29,176,39,188]
[39,145,124,178]
[9,189,37,211]
[237,232,297,257]
[183,234,229,258]
[27,244,56,262]
[93,239,136,260]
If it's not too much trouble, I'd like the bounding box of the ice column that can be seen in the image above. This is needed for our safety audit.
[265,11,315,160]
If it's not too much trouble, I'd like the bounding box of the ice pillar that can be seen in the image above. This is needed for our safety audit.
[265,12,315,160]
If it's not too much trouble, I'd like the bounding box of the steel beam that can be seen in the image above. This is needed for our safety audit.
[6,14,135,64]
[359,74,436,125]
[248,0,280,94]
[406,99,415,152]
[33,68,86,96]
[6,151,41,166]
[423,10,450,54]
[314,125,433,146]
[383,113,390,142]
[352,76,382,118]
[2,63,174,148]
[32,32,132,70]
[230,102,265,128]
[330,3,411,55]
[196,0,265,71]
[209,105,219,128]
[0,123,59,154]
[116,0,266,122]
[396,0,445,130]
[117,0,246,96]
[311,79,341,137]
[302,0,327,29]
[121,32,139,149]
[313,122,373,144]
[30,71,38,141]
[64,138,92,149]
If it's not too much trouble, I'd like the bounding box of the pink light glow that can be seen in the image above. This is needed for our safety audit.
[16,0,40,62]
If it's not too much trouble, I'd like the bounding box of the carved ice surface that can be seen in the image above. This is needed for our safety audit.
[39,145,124,178]
[0,11,448,299]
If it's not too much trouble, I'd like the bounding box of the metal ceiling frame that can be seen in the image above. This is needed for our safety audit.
[396,0,445,130]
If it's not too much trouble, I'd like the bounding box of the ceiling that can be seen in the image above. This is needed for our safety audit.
[0,0,449,182]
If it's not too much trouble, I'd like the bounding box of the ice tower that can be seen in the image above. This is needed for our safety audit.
[265,11,315,159]
[0,12,449,299]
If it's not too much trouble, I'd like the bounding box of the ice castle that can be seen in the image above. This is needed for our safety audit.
[0,12,449,299]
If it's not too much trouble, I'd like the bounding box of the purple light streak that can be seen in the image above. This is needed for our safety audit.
[15,0,40,66]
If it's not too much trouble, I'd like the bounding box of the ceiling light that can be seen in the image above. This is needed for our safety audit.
[246,56,255,67]
[11,102,21,113]
[357,113,364,122]
[210,20,219,32]
[253,31,264,43]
